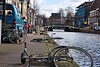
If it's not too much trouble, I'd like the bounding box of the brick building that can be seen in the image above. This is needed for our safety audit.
[49,13,64,27]
[6,0,13,4]
[88,0,100,26]
[0,0,20,8]
[0,0,3,2]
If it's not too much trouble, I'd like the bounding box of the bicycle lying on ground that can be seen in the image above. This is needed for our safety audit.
[2,28,26,44]
[21,42,93,67]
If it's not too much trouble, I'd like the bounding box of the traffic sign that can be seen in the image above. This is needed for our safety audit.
[35,17,38,21]
[84,21,87,24]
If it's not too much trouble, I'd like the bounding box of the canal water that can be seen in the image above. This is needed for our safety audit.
[48,29,100,67]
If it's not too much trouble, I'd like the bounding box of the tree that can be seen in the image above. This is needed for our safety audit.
[65,7,74,20]
[65,7,73,14]
[31,0,39,26]
[42,15,48,26]
[58,8,64,17]
[33,0,39,15]
[65,7,75,26]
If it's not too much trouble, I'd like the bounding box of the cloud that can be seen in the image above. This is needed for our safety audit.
[38,0,93,17]
[37,0,44,5]
[31,0,44,7]
[39,4,59,17]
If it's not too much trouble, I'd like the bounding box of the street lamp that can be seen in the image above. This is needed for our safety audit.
[26,0,30,36]
[20,0,24,15]
[29,8,32,25]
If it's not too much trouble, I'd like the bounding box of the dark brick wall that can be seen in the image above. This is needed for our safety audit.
[91,0,100,10]
[0,0,3,2]
[90,0,100,25]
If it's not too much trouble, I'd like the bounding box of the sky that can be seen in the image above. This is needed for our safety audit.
[31,0,93,17]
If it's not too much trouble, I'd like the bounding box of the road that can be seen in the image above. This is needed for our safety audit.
[48,29,100,67]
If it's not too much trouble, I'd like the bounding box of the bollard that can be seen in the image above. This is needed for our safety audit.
[24,42,27,52]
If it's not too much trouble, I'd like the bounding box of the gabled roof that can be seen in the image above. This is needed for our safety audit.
[90,0,95,8]
[76,2,90,8]
[90,0,100,10]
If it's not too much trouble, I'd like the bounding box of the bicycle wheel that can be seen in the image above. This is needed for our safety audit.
[48,46,65,63]
[53,46,93,67]
[9,31,26,44]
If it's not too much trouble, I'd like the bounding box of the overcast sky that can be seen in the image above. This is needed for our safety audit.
[31,0,93,17]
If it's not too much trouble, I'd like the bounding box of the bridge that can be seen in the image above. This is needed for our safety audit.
[44,25,80,32]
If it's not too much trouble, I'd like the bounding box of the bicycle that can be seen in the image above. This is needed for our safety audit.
[49,46,93,67]
[21,42,93,67]
[30,33,63,42]
[2,28,26,44]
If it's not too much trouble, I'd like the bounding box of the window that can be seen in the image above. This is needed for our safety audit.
[0,5,3,16]
[0,4,13,16]
[16,7,22,18]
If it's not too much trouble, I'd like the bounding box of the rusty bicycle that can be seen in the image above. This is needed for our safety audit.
[21,42,93,67]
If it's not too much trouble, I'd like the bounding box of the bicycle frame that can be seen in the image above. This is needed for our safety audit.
[2,30,12,41]
[2,28,25,44]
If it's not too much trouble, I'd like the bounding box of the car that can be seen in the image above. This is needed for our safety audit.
[94,26,100,31]
[0,2,25,34]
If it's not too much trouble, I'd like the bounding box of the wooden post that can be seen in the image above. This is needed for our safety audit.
[2,0,6,32]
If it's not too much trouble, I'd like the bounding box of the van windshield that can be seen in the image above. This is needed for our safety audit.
[0,4,13,16]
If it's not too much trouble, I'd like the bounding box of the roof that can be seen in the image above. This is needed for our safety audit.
[90,0,95,8]
[76,2,91,8]
[90,0,100,10]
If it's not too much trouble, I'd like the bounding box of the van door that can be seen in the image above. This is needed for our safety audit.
[15,7,23,31]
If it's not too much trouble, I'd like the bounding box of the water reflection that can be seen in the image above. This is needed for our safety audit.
[48,29,100,67]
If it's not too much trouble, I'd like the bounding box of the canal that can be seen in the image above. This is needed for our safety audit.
[48,29,100,67]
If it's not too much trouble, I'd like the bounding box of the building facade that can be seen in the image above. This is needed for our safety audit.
[49,13,64,27]
[0,0,3,2]
[88,0,100,26]
[6,0,12,4]
[0,0,20,8]
[75,2,92,27]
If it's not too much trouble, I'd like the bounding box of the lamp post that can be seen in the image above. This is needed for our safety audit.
[29,8,32,25]
[26,0,30,36]
[20,0,24,15]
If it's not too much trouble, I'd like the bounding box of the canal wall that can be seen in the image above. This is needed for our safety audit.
[48,30,100,67]
[47,27,100,34]
[45,34,79,67]
[80,29,100,34]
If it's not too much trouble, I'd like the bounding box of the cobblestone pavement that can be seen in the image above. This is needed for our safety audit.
[0,33,50,67]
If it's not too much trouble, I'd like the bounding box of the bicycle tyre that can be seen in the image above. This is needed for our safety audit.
[21,53,26,64]
[52,46,93,67]
[48,46,65,63]
[9,30,26,44]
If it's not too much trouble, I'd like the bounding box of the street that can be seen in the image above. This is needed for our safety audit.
[48,29,100,67]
